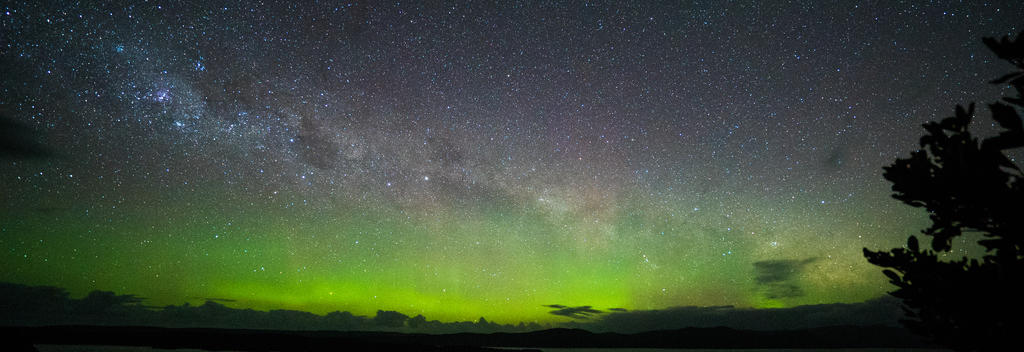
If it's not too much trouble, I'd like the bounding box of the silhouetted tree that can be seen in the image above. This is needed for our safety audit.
[864,31,1024,352]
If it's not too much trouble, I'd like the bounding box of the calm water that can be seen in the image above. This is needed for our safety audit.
[536,349,950,352]
[36,346,237,352]
[38,346,951,352]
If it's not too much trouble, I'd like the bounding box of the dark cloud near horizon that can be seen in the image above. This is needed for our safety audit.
[2,281,903,334]
[544,305,604,319]
[571,296,905,333]
[753,257,820,299]
[0,282,543,334]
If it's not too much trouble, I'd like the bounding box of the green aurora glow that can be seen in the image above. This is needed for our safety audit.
[1,180,926,323]
[0,1,1017,325]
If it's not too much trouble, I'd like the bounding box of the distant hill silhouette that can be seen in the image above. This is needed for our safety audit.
[1,281,907,334]
[0,282,544,334]
[2,282,932,349]
[5,324,936,351]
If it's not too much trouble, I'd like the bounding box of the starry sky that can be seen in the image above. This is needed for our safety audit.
[1,1,1021,325]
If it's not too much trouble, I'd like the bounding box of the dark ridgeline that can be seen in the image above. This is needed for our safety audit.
[1,281,915,332]
[0,282,548,334]
[4,326,539,352]
[4,325,933,351]
[864,31,1024,352]
[0,281,935,350]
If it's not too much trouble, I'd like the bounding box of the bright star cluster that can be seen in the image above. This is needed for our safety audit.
[1,1,1020,324]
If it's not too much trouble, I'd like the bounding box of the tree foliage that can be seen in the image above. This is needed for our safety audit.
[864,31,1024,351]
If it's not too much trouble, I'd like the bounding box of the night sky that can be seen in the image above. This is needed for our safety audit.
[1,1,1021,325]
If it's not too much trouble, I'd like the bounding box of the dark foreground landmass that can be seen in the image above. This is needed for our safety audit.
[4,325,936,351]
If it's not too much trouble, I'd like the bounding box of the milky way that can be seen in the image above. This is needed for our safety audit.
[1,1,1020,324]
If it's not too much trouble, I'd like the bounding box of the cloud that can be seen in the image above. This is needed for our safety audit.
[572,296,904,333]
[752,257,820,299]
[545,305,604,319]
[2,281,906,335]
[753,258,819,284]
[0,115,54,159]
[373,310,410,328]
[0,281,544,334]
